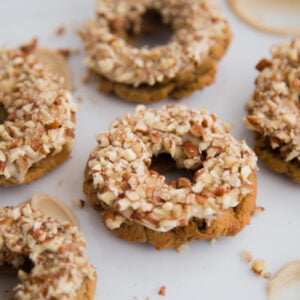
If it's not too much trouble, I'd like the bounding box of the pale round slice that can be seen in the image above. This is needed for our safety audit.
[30,193,79,226]
[228,0,300,35]
[268,261,300,300]
[34,48,73,90]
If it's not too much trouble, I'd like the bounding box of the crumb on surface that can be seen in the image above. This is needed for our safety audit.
[57,179,64,186]
[19,38,38,54]
[55,25,65,36]
[263,272,272,279]
[252,259,267,275]
[253,206,265,216]
[176,243,189,253]
[72,199,85,208]
[241,250,253,263]
[77,96,83,103]
[210,238,216,245]
[57,48,80,59]
[158,286,166,296]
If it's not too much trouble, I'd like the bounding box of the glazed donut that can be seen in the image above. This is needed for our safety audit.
[84,104,258,250]
[80,0,231,103]
[0,204,96,300]
[0,47,78,186]
[245,38,300,183]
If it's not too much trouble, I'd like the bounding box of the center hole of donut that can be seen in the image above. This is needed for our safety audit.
[135,10,172,48]
[150,153,194,183]
[0,256,34,299]
[0,105,8,124]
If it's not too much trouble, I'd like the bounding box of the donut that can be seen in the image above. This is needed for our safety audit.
[84,104,258,250]
[80,0,231,103]
[245,38,300,183]
[0,204,96,299]
[0,47,78,186]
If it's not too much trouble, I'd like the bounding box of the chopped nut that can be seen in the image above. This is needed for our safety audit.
[253,206,265,216]
[176,243,189,253]
[240,250,253,263]
[252,259,267,275]
[72,199,85,208]
[158,286,166,296]
[55,25,65,36]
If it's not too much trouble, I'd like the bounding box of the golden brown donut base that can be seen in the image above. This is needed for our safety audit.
[254,133,300,183]
[0,264,97,300]
[0,144,72,187]
[84,163,257,250]
[95,27,232,103]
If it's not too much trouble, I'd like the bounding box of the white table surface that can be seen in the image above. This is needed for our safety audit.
[0,1,299,299]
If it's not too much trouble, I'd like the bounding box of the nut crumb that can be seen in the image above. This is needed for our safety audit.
[241,250,253,263]
[72,199,85,208]
[263,272,272,279]
[252,259,267,275]
[176,243,189,253]
[57,179,64,186]
[77,96,83,103]
[158,286,166,296]
[19,38,37,54]
[253,206,265,216]
[57,48,80,59]
[55,26,65,36]
[210,238,216,245]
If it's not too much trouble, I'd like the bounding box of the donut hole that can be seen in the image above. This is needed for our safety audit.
[150,153,194,184]
[128,10,173,49]
[0,104,8,124]
[0,254,34,298]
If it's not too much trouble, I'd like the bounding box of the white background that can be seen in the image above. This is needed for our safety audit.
[0,1,299,299]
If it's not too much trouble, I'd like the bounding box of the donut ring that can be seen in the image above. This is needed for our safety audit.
[80,0,231,103]
[84,104,258,249]
[0,48,78,186]
[245,38,300,183]
[0,204,96,299]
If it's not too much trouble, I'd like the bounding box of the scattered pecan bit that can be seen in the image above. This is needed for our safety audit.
[158,286,166,296]
[183,141,199,158]
[72,199,85,208]
[252,259,267,276]
[176,243,189,253]
[55,25,65,36]
[240,250,253,263]
[263,272,271,279]
[57,48,80,59]
[253,207,265,216]
[256,58,272,71]
[19,38,38,54]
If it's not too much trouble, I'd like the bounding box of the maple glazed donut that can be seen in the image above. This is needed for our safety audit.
[0,48,78,186]
[245,38,300,183]
[84,104,258,250]
[80,0,232,103]
[0,204,96,300]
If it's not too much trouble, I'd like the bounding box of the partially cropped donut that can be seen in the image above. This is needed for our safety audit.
[80,0,231,103]
[84,104,258,249]
[0,204,96,300]
[245,38,300,183]
[0,48,78,186]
